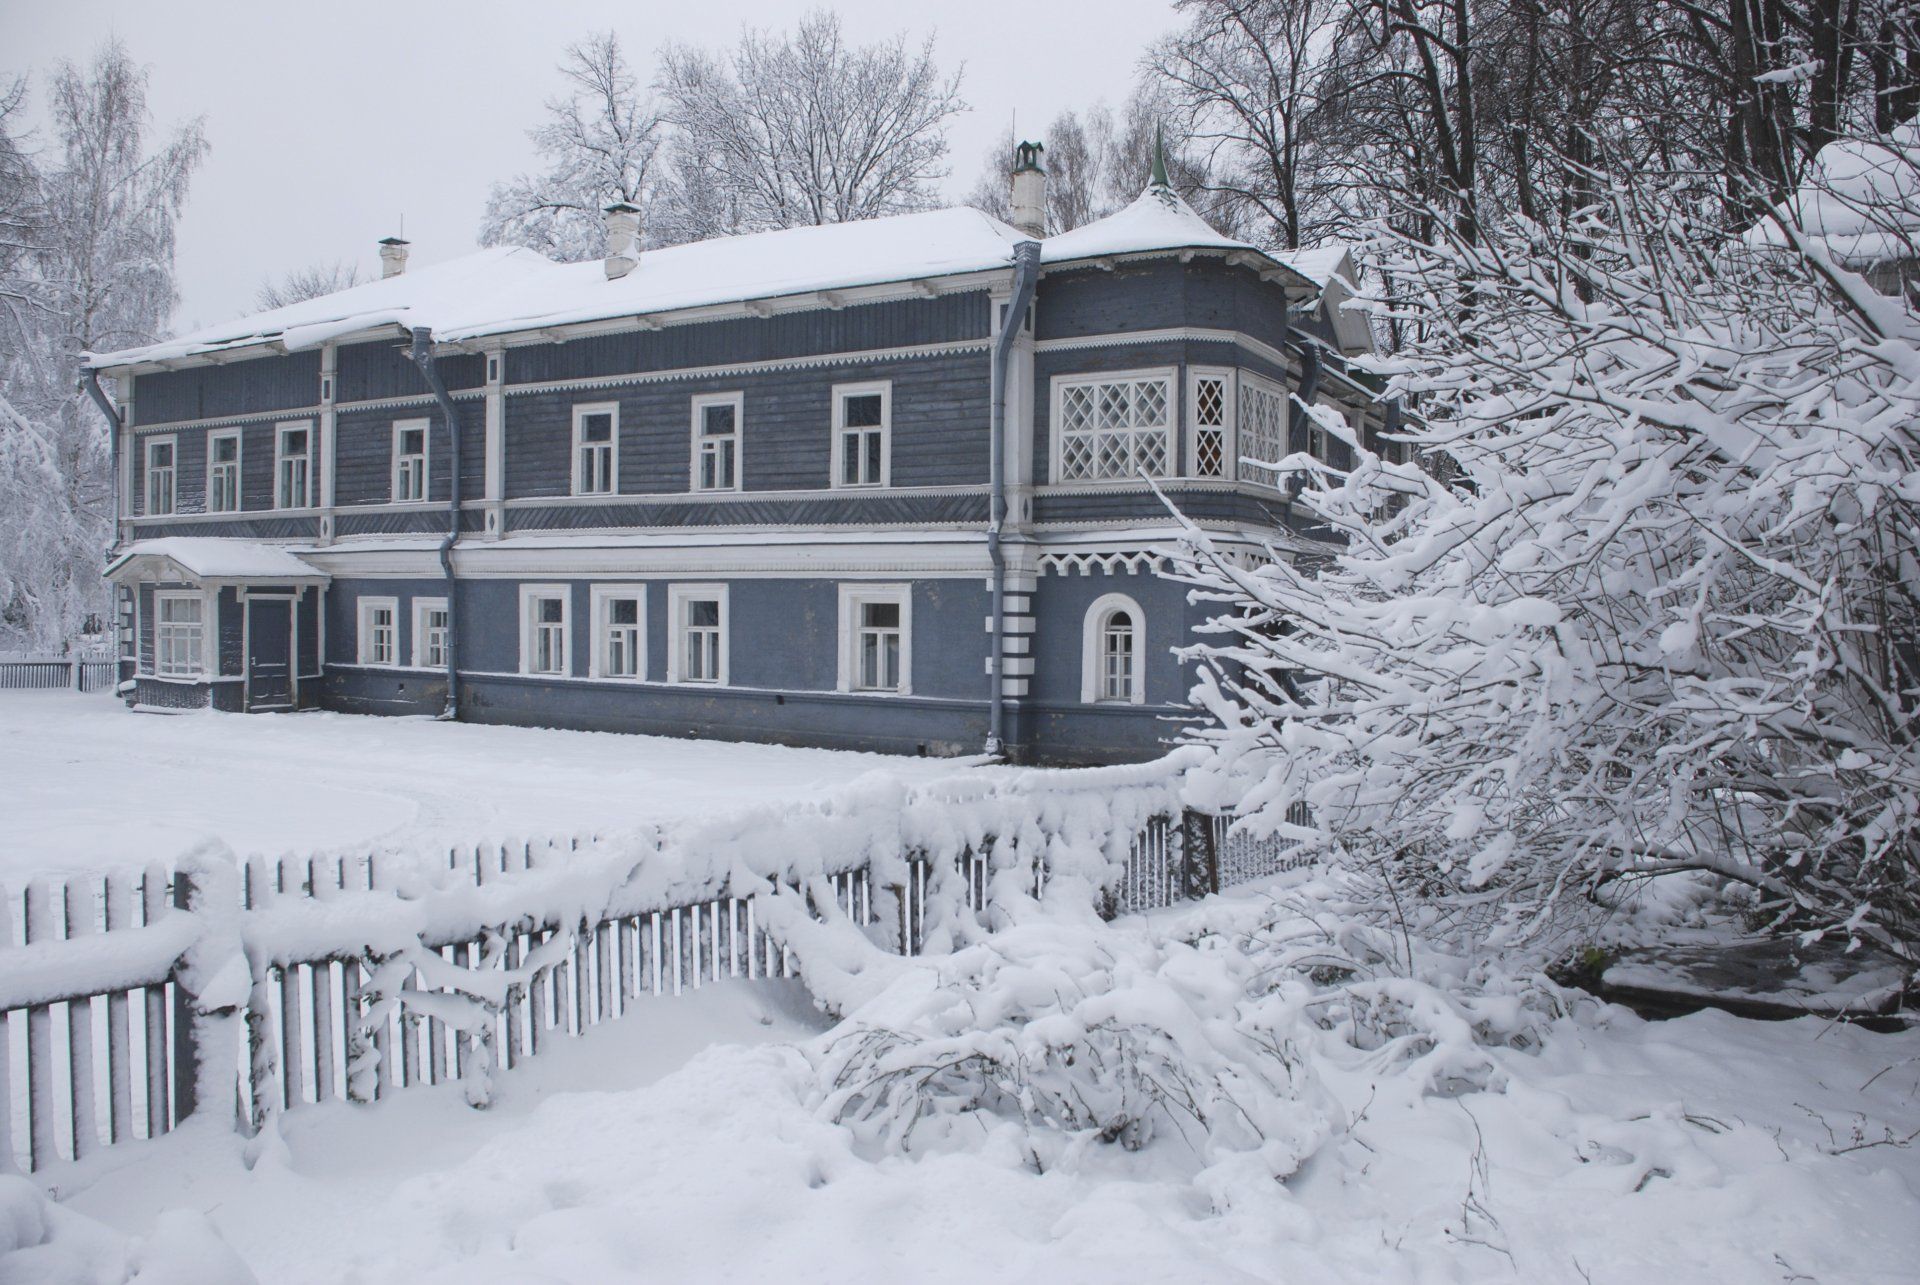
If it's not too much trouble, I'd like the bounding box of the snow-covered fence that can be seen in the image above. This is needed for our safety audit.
[0,658,117,692]
[0,759,1305,1175]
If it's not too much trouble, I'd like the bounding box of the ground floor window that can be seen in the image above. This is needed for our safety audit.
[837,583,911,694]
[412,597,448,669]
[1081,592,1145,704]
[590,584,646,679]
[668,583,728,685]
[520,585,571,676]
[357,596,399,666]
[155,591,206,677]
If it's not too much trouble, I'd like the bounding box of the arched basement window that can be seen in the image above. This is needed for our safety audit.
[1081,592,1147,705]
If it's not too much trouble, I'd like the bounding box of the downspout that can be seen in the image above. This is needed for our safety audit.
[82,368,123,666]
[407,327,462,720]
[985,240,1041,759]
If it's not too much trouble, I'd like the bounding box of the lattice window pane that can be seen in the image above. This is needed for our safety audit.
[1057,373,1173,481]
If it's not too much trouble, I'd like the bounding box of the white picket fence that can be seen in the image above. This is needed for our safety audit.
[1,774,1308,1175]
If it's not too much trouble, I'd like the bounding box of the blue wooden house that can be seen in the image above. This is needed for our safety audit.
[85,146,1387,764]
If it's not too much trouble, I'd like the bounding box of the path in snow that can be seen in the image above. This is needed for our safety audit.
[0,691,992,879]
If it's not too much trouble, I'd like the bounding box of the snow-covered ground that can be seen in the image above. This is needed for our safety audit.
[0,691,990,880]
[20,926,1920,1284]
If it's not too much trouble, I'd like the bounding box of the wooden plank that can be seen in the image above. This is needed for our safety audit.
[528,930,548,1053]
[65,879,98,1161]
[105,874,134,1143]
[23,879,57,1170]
[280,960,305,1110]
[399,971,419,1089]
[428,947,449,1086]
[504,933,524,1070]
[0,881,13,1169]
[342,960,367,1105]
[142,867,170,1135]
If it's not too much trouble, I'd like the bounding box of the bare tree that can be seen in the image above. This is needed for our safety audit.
[479,32,665,262]
[963,108,1120,232]
[658,9,965,236]
[255,260,362,310]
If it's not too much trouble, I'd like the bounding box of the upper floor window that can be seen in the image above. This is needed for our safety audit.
[832,382,891,488]
[572,403,618,496]
[838,583,910,694]
[207,431,241,513]
[589,584,646,680]
[1190,370,1234,478]
[412,597,449,669]
[1081,593,1146,705]
[519,584,571,676]
[1237,372,1288,486]
[392,418,429,502]
[144,437,176,516]
[691,393,741,492]
[154,591,205,677]
[275,422,312,510]
[1053,370,1174,482]
[357,596,398,667]
[668,583,728,684]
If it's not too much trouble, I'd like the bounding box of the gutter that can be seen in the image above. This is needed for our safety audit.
[407,327,462,720]
[984,240,1042,759]
[81,370,124,663]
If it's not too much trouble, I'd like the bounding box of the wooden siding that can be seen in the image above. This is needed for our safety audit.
[503,352,990,500]
[132,350,321,426]
[335,340,483,403]
[333,406,484,508]
[127,516,323,540]
[1032,485,1292,528]
[1034,259,1291,351]
[503,490,988,534]
[504,293,990,385]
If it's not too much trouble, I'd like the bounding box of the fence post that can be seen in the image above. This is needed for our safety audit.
[1179,809,1219,900]
[169,873,199,1123]
[167,859,246,1134]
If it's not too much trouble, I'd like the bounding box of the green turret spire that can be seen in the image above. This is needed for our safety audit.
[1150,123,1171,189]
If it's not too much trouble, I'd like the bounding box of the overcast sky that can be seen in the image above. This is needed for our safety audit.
[2,0,1180,333]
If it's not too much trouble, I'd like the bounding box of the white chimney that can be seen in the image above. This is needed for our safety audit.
[604,202,642,280]
[1010,141,1046,239]
[378,236,410,278]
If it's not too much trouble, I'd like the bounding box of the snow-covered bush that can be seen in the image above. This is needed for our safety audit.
[1171,140,1920,972]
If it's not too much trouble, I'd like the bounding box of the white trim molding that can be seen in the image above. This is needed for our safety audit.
[571,401,620,497]
[1049,367,1177,485]
[152,587,211,679]
[411,596,449,669]
[206,428,242,513]
[518,583,572,676]
[391,417,430,504]
[666,582,729,685]
[275,419,315,510]
[690,391,743,493]
[588,582,648,680]
[143,434,178,517]
[836,581,912,695]
[1187,366,1236,479]
[829,380,892,489]
[355,595,400,667]
[1081,590,1146,705]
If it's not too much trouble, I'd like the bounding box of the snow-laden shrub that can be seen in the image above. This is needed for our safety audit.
[1169,141,1920,972]
[804,880,1583,1185]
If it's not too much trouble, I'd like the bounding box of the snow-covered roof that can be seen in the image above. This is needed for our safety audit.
[1273,244,1354,288]
[1749,124,1920,265]
[104,538,329,584]
[91,190,1314,371]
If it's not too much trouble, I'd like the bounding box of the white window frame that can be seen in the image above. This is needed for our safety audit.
[836,582,911,695]
[1188,367,1236,478]
[275,420,313,510]
[690,392,743,493]
[588,583,647,680]
[830,381,892,489]
[1050,367,1177,484]
[571,402,620,496]
[1081,591,1146,705]
[392,417,430,503]
[355,596,399,667]
[411,596,449,669]
[666,583,729,685]
[518,584,572,676]
[1235,370,1290,486]
[206,429,242,513]
[144,435,177,516]
[153,589,209,678]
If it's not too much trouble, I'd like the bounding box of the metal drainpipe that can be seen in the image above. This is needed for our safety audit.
[82,369,123,658]
[408,327,462,720]
[985,240,1041,759]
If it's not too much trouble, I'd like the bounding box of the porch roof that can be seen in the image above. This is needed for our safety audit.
[105,537,330,587]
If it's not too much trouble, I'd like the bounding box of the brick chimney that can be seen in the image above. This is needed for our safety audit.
[1010,141,1046,239]
[378,236,410,279]
[604,202,641,280]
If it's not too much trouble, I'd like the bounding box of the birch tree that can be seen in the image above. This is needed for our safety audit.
[0,42,204,653]
[255,260,361,310]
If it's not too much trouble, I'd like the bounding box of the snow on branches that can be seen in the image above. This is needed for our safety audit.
[1169,145,1920,970]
